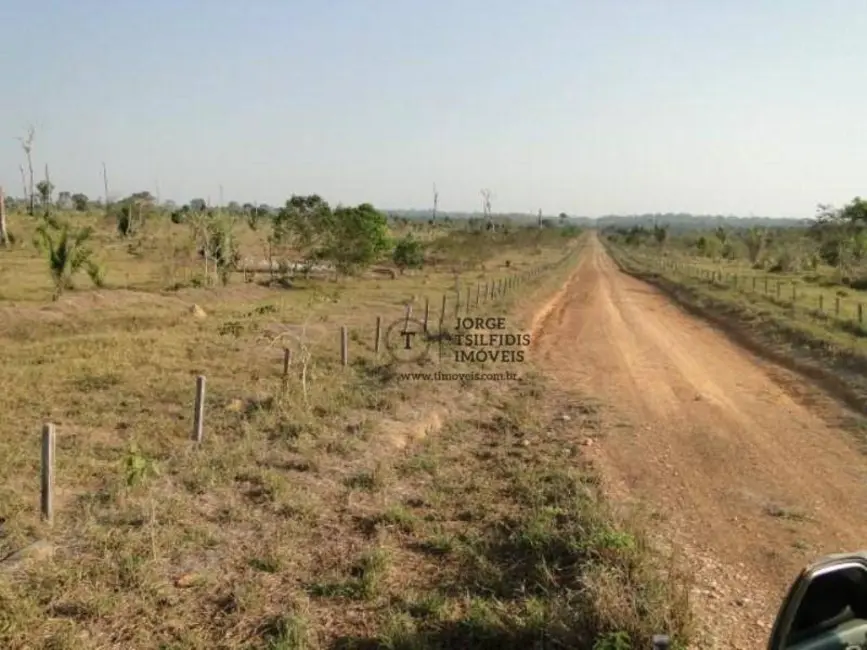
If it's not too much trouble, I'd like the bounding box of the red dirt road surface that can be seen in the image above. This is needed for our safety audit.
[533,233,867,649]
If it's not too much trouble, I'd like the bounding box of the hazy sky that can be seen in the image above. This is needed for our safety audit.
[1,1,865,217]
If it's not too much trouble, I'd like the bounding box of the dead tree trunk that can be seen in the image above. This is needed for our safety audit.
[432,183,438,223]
[17,126,37,216]
[103,162,110,216]
[43,164,52,215]
[0,186,9,247]
[19,166,28,209]
[481,189,493,230]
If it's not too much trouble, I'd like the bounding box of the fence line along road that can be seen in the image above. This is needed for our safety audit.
[628,251,867,331]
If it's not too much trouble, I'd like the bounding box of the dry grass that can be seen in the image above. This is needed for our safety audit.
[0,217,692,649]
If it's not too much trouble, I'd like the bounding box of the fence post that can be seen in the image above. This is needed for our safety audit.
[466,287,471,315]
[41,423,55,524]
[819,295,824,312]
[439,294,447,330]
[193,375,206,444]
[341,326,348,366]
[475,283,480,307]
[282,348,291,387]
[859,303,864,323]
[423,298,429,332]
[375,316,382,354]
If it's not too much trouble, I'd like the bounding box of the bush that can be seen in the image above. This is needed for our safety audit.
[392,234,424,273]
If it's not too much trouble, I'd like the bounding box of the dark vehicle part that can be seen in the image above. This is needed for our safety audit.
[767,551,867,649]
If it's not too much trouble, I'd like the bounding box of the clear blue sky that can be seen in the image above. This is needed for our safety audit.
[1,1,864,218]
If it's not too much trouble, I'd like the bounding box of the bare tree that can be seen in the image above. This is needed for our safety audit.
[17,126,35,216]
[481,188,493,229]
[102,162,110,216]
[432,183,438,223]
[0,186,8,247]
[44,164,53,208]
[19,165,28,207]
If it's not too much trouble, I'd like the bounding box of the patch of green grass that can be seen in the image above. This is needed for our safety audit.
[308,548,390,602]
[345,466,388,491]
[248,555,282,573]
[260,614,311,650]
[375,506,419,533]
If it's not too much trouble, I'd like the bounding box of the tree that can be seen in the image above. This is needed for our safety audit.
[185,210,239,286]
[36,180,54,208]
[70,192,89,212]
[203,215,240,285]
[841,197,867,223]
[809,199,867,273]
[271,195,334,272]
[189,198,207,212]
[652,223,668,245]
[481,189,493,230]
[56,191,72,210]
[33,214,104,300]
[17,126,35,215]
[324,203,392,275]
[115,192,156,238]
[392,234,424,273]
[743,226,767,265]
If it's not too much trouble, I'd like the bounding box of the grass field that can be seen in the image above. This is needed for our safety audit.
[0,212,693,650]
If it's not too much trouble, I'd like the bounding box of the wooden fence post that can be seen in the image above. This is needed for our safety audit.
[341,326,348,366]
[282,348,291,382]
[465,287,471,314]
[423,298,429,332]
[41,423,55,523]
[859,303,864,323]
[375,316,382,354]
[475,283,480,307]
[193,375,206,444]
[439,294,447,330]
[819,295,824,312]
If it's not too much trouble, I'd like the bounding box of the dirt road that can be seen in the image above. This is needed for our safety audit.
[533,233,867,649]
